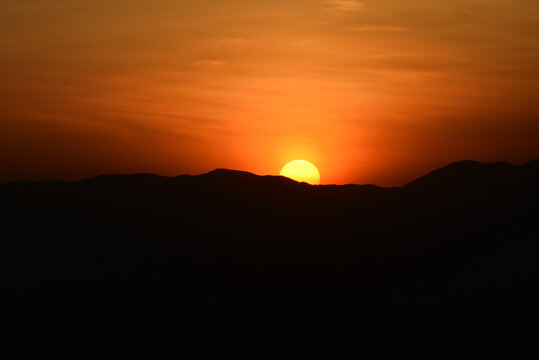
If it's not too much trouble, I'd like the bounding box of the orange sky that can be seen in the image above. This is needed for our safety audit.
[1,0,538,185]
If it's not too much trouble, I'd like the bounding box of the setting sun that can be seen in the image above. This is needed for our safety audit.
[280,160,320,185]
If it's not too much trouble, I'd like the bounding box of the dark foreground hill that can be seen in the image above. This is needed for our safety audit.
[1,160,538,357]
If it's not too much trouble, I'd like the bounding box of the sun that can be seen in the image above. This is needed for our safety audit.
[280,160,320,185]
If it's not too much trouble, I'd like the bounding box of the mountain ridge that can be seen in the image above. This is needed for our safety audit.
[2,158,537,189]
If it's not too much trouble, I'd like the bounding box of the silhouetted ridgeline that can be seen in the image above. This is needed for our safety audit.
[1,160,538,357]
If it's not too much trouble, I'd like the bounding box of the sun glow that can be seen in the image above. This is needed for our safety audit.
[280,160,321,185]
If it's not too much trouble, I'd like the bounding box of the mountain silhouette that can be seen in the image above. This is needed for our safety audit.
[1,160,538,357]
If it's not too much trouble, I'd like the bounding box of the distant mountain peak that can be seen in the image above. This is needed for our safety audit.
[444,159,481,167]
[199,168,304,187]
[404,159,522,190]
[203,168,257,177]
[523,159,539,168]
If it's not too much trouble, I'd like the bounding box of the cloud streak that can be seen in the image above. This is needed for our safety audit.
[324,0,364,12]
[348,25,407,32]
[192,60,224,67]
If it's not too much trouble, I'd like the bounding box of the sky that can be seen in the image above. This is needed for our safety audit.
[1,0,538,185]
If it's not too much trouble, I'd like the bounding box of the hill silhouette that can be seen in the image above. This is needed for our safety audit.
[1,160,538,357]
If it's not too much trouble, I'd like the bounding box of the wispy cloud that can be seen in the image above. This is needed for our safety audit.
[218,38,255,45]
[0,40,18,52]
[349,25,407,32]
[192,60,224,67]
[324,0,364,12]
